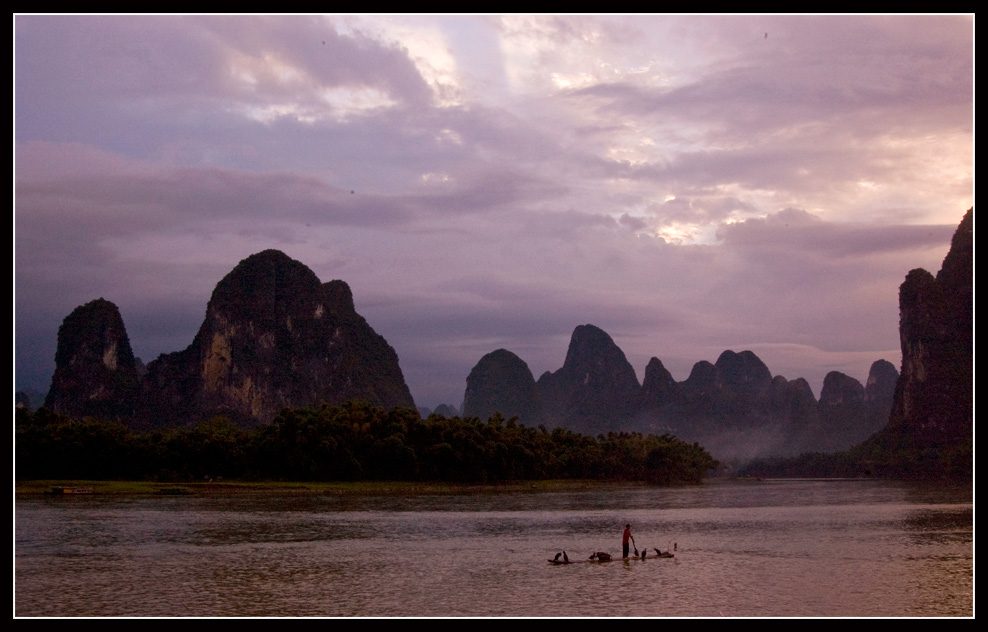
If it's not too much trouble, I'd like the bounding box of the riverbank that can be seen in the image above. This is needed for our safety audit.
[15,478,643,497]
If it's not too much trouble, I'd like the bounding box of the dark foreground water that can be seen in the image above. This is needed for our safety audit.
[15,479,972,617]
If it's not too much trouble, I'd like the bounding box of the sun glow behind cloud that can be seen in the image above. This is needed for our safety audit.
[15,14,972,408]
[340,15,465,108]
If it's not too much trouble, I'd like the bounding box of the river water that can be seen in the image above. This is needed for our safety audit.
[15,479,973,618]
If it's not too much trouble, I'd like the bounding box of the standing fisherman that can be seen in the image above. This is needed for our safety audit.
[622,524,635,558]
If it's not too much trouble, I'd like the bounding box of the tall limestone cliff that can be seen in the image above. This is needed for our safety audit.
[793,361,899,453]
[535,324,641,434]
[687,350,774,417]
[44,298,141,421]
[644,350,776,430]
[637,356,683,411]
[805,371,866,452]
[864,359,899,409]
[885,208,972,446]
[140,250,414,427]
[661,350,796,458]
[819,371,865,406]
[461,349,539,422]
[48,250,415,428]
[770,376,818,448]
[744,209,972,478]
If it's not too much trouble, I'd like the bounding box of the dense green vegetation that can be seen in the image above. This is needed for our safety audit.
[15,402,718,484]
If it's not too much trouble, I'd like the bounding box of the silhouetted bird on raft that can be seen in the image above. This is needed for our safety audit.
[563,551,569,563]
[553,552,562,562]
[641,550,647,560]
[654,548,662,556]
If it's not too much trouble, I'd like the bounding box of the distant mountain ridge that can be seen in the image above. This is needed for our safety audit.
[39,208,970,470]
[462,326,897,460]
[45,250,414,428]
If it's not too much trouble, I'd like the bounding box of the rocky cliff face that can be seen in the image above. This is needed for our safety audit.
[692,350,774,416]
[44,298,141,421]
[769,376,817,422]
[47,250,415,428]
[864,359,899,407]
[886,208,972,445]
[819,371,865,406]
[744,209,972,478]
[802,371,867,452]
[637,356,682,411]
[461,348,539,422]
[534,324,642,434]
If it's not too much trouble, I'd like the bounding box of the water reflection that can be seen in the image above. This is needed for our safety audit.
[16,479,972,617]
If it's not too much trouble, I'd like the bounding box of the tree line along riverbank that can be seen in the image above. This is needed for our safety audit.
[16,402,718,485]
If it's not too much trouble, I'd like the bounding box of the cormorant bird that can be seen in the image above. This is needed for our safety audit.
[553,552,562,562]
[562,551,569,563]
[641,550,647,560]
[654,548,661,556]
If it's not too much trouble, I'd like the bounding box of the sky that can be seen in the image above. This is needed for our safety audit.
[14,14,973,411]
